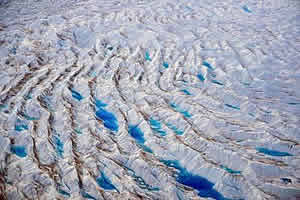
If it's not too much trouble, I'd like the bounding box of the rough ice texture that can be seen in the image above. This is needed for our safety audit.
[0,0,300,199]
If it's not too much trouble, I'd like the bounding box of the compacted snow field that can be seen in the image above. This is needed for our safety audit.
[0,0,300,199]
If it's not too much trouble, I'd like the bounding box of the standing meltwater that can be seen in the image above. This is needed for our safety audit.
[0,0,300,199]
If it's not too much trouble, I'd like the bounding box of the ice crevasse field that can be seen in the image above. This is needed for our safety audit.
[0,0,300,199]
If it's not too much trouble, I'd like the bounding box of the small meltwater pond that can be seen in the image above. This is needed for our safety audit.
[0,0,299,199]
